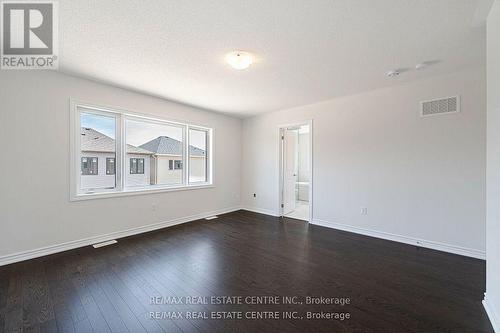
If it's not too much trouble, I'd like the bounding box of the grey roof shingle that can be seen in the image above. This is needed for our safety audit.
[81,128,153,155]
[139,136,205,157]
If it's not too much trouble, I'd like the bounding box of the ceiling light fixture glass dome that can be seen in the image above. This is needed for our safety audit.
[225,51,253,70]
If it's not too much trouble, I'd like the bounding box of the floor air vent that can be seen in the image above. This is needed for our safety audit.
[92,240,117,248]
[421,96,460,117]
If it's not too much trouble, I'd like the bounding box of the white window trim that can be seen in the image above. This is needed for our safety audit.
[69,99,214,201]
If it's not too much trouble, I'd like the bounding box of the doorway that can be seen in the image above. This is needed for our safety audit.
[279,122,312,222]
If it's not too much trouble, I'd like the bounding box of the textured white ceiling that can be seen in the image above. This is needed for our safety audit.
[59,0,487,117]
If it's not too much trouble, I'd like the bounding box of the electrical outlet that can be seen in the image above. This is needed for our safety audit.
[360,207,368,215]
[253,193,256,198]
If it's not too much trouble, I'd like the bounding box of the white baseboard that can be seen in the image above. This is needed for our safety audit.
[311,218,485,260]
[484,294,500,332]
[0,206,241,266]
[241,206,280,217]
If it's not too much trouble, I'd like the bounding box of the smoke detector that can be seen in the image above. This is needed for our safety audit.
[415,62,427,71]
[415,63,428,70]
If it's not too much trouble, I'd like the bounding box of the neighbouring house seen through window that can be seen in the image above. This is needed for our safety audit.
[126,118,184,187]
[188,128,208,183]
[80,112,117,191]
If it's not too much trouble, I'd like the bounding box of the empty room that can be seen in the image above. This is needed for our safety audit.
[1,0,500,332]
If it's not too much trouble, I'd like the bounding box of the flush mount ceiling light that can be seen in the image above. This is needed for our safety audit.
[225,51,253,70]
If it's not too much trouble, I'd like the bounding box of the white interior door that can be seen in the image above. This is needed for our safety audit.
[283,128,298,215]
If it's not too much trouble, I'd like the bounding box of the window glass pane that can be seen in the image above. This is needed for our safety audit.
[80,111,116,191]
[125,119,183,187]
[174,160,182,170]
[106,158,115,175]
[130,158,137,174]
[138,158,144,174]
[189,129,207,183]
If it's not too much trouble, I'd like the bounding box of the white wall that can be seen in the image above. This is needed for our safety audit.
[242,67,486,256]
[0,70,241,261]
[485,1,500,330]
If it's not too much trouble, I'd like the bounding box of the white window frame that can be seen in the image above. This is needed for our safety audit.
[70,100,214,201]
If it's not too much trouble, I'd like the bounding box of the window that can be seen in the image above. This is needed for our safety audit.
[81,157,98,175]
[168,159,182,170]
[174,160,182,170]
[167,160,182,170]
[106,158,115,175]
[71,102,212,199]
[129,158,144,174]
[138,159,144,174]
[189,128,208,183]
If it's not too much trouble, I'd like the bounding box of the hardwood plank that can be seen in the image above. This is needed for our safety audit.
[45,257,77,333]
[39,318,58,333]
[99,269,164,333]
[70,266,112,333]
[3,267,23,333]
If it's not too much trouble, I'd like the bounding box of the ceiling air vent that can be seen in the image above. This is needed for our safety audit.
[420,96,460,117]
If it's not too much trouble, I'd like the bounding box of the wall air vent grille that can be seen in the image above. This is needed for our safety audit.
[421,96,460,117]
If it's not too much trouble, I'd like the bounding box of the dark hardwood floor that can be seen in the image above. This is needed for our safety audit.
[0,210,493,333]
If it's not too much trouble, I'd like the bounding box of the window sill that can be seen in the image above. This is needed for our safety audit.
[70,183,214,201]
